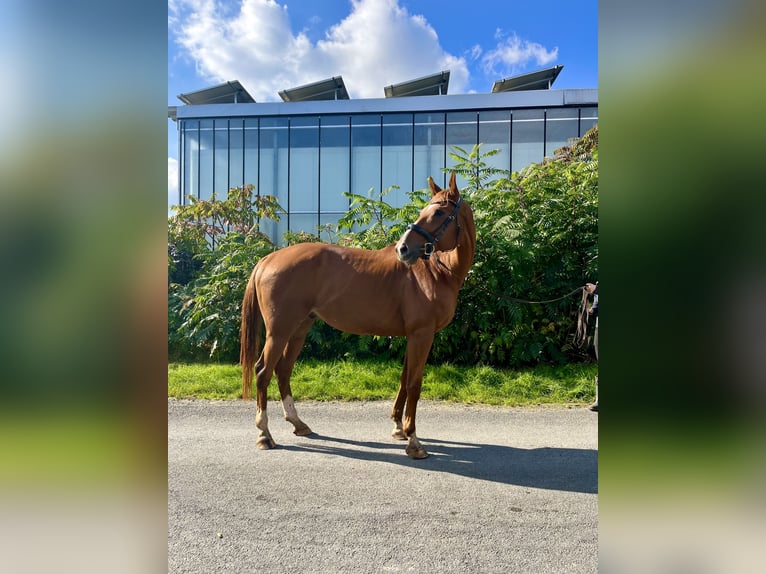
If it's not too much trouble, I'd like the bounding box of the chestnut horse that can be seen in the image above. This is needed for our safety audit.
[240,172,476,459]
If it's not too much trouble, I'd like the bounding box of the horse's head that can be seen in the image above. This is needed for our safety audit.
[395,172,463,266]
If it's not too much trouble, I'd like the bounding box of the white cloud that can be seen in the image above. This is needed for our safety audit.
[481,31,558,77]
[170,0,469,100]
[168,157,179,214]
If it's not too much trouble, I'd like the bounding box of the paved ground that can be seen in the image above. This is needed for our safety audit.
[169,399,598,573]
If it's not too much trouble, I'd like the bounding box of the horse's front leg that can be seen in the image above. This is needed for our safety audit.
[390,353,408,440]
[401,330,435,459]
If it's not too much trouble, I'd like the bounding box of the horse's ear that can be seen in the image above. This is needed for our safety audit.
[448,171,458,194]
[427,176,442,196]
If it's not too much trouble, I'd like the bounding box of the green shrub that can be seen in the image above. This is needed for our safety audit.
[168,185,281,361]
[167,127,598,366]
[432,128,598,365]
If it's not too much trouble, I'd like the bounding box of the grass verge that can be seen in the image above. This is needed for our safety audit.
[168,359,597,406]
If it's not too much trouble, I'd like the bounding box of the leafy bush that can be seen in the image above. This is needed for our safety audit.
[168,185,281,361]
[334,185,429,249]
[434,129,598,365]
[168,127,598,366]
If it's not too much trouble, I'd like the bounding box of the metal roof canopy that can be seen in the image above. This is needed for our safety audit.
[279,76,350,102]
[384,70,450,98]
[492,65,564,93]
[176,89,598,121]
[177,80,255,105]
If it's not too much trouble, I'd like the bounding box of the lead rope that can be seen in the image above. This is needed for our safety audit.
[476,284,585,305]
[483,282,591,349]
[574,287,591,348]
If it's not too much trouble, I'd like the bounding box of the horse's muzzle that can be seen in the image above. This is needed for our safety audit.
[395,238,420,266]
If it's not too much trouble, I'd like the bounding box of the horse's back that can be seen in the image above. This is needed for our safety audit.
[254,242,415,335]
[258,242,395,279]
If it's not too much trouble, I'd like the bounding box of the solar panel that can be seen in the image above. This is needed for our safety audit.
[279,76,350,102]
[177,80,255,105]
[384,71,450,98]
[491,65,563,93]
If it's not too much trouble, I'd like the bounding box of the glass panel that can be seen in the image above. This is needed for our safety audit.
[259,117,288,221]
[447,112,477,190]
[229,118,243,190]
[244,118,258,191]
[258,216,279,246]
[351,115,381,198]
[382,113,412,207]
[289,213,319,238]
[414,112,444,190]
[579,107,598,135]
[290,117,319,212]
[182,120,199,203]
[174,126,182,211]
[545,108,579,157]
[320,116,350,213]
[479,110,510,174]
[512,109,544,173]
[198,119,214,200]
[214,119,228,198]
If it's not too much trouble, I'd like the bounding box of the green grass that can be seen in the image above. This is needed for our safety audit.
[168,359,597,406]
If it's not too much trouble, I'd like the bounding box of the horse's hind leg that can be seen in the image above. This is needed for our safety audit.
[254,335,288,450]
[275,318,314,436]
[390,352,408,440]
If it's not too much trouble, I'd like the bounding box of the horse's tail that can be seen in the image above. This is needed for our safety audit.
[240,266,262,400]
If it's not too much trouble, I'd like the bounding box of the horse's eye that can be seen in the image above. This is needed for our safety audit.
[435,209,444,217]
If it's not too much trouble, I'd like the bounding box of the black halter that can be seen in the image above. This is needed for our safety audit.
[406,197,462,259]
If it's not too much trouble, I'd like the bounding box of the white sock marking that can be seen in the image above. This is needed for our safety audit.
[282,395,298,422]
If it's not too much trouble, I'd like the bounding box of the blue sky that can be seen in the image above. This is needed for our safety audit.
[168,0,598,203]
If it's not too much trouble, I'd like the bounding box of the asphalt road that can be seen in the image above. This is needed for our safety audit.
[169,399,598,573]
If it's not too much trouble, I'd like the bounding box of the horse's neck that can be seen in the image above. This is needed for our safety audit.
[440,227,476,285]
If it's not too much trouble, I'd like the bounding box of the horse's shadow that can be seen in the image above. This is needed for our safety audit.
[280,433,597,494]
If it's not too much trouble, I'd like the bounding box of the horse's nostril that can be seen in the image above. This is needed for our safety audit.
[398,244,408,255]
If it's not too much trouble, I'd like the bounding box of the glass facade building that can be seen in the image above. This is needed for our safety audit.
[173,88,597,244]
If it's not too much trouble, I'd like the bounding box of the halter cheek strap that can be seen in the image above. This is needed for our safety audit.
[406,197,462,259]
[406,223,437,257]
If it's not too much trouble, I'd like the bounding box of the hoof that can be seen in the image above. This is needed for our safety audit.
[391,429,407,441]
[256,436,276,450]
[293,424,313,436]
[406,444,429,459]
